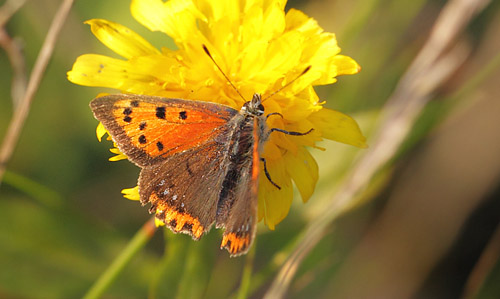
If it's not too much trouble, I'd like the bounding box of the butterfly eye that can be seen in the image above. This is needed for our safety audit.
[257,104,265,113]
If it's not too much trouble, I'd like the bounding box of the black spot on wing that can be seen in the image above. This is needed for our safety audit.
[123,107,132,115]
[157,141,164,151]
[183,222,193,231]
[179,111,187,120]
[156,107,166,119]
[170,219,177,228]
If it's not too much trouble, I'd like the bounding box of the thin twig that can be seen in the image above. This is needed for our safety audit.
[0,0,74,185]
[0,29,27,106]
[0,0,28,106]
[0,0,27,28]
[264,0,490,298]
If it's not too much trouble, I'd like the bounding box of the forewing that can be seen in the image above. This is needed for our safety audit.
[90,94,237,167]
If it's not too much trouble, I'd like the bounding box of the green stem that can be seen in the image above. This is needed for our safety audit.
[236,239,256,299]
[83,218,157,299]
[3,170,64,209]
[148,230,189,299]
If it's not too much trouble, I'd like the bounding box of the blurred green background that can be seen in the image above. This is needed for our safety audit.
[1,0,500,298]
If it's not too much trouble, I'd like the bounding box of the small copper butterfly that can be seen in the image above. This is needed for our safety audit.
[90,46,312,256]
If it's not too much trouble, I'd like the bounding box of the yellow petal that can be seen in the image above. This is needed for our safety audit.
[283,11,345,89]
[128,54,181,84]
[277,92,320,122]
[262,0,286,37]
[131,0,168,32]
[96,122,107,142]
[258,158,293,229]
[259,31,302,82]
[67,54,165,94]
[240,1,286,76]
[121,186,140,201]
[205,0,239,22]
[109,148,128,161]
[285,147,318,203]
[85,19,160,59]
[130,0,206,44]
[309,108,368,148]
[331,55,361,76]
[262,139,282,161]
[285,8,320,33]
[280,118,322,149]
[155,218,165,227]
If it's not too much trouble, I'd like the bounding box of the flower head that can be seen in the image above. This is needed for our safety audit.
[68,0,366,229]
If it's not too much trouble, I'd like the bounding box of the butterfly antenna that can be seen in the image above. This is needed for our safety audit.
[261,66,311,103]
[202,45,247,102]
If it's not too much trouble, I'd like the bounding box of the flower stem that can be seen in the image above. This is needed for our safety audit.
[83,218,157,299]
[236,239,256,299]
[3,170,63,209]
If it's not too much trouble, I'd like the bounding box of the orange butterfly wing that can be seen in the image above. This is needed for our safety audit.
[90,93,260,256]
[90,94,238,167]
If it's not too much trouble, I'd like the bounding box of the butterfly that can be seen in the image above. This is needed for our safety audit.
[90,48,312,257]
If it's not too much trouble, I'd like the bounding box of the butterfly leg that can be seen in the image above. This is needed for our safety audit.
[260,157,281,190]
[266,111,314,136]
[266,113,314,136]
[266,112,283,120]
[269,127,314,136]
[263,121,313,189]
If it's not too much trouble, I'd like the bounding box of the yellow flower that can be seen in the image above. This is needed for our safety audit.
[122,186,140,201]
[68,0,366,230]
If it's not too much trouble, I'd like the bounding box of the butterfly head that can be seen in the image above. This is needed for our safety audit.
[241,93,265,116]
